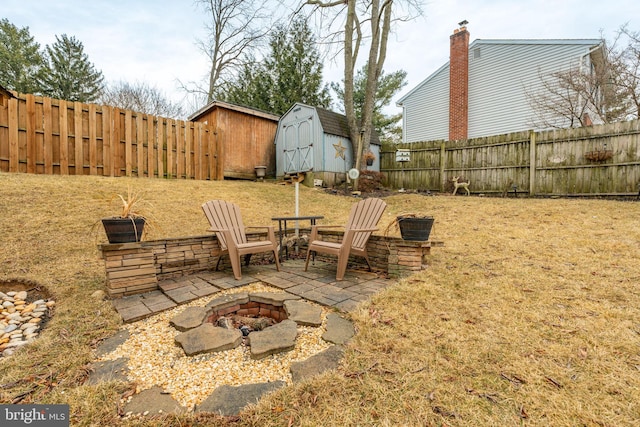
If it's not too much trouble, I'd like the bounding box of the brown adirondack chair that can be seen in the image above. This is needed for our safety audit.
[304,198,387,281]
[202,200,281,280]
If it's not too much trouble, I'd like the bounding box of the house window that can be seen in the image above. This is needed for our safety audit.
[473,48,481,59]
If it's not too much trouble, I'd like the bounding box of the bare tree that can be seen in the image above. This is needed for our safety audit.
[618,25,640,119]
[100,80,184,119]
[528,65,610,129]
[182,0,272,106]
[302,0,422,176]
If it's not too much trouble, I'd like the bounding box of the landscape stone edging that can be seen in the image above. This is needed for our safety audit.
[248,319,297,360]
[92,290,357,417]
[174,323,243,356]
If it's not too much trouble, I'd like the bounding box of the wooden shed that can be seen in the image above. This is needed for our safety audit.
[0,84,16,107]
[189,100,280,179]
[274,102,381,187]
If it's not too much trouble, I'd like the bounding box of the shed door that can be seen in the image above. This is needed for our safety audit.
[282,116,313,174]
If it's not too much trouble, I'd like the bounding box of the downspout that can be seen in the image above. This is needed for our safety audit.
[579,43,604,123]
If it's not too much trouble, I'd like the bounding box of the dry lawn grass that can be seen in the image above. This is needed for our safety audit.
[0,171,639,426]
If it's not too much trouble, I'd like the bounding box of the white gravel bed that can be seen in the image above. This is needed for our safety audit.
[99,283,332,410]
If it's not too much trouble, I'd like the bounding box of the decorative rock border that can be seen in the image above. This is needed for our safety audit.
[0,290,55,357]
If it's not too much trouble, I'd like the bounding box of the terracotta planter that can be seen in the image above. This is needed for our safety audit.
[102,217,145,243]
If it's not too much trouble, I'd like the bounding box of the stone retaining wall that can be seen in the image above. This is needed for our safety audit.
[98,232,443,298]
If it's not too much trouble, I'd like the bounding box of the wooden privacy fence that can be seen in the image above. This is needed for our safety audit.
[381,119,640,197]
[0,93,223,179]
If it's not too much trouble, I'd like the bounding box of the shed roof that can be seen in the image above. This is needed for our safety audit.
[316,107,350,138]
[315,106,381,146]
[188,100,280,122]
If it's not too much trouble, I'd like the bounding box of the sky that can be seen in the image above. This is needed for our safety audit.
[3,0,640,117]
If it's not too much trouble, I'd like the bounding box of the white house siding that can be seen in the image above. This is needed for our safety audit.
[398,38,601,142]
[468,40,596,138]
[400,64,450,143]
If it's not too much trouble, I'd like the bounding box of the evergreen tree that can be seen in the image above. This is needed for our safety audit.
[265,18,331,114]
[0,19,45,94]
[332,63,407,143]
[220,17,330,115]
[38,34,104,102]
[222,58,273,112]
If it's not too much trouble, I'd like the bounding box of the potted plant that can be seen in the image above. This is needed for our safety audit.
[101,187,150,243]
[384,213,435,241]
[364,150,376,166]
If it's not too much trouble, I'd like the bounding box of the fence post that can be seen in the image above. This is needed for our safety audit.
[439,141,446,192]
[59,100,69,174]
[147,115,155,178]
[74,102,83,175]
[136,113,144,177]
[89,103,98,175]
[529,130,536,196]
[26,94,36,174]
[43,97,53,174]
[102,106,112,176]
[215,127,224,180]
[125,110,133,176]
[8,97,19,173]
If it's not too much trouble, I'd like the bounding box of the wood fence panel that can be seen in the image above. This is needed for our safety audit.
[102,106,112,176]
[136,113,144,177]
[124,110,133,176]
[167,118,174,178]
[59,100,69,174]
[52,100,61,174]
[156,119,164,179]
[183,122,193,179]
[147,115,155,178]
[112,107,121,176]
[193,123,201,180]
[0,103,7,171]
[34,96,45,174]
[176,120,184,179]
[8,97,19,172]
[382,119,640,196]
[25,94,36,173]
[1,93,220,180]
[89,104,98,175]
[202,123,210,179]
[73,102,83,175]
[43,97,53,174]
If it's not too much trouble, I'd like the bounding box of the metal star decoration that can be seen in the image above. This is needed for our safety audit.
[333,140,346,159]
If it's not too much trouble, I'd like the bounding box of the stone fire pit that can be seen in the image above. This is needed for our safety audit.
[171,292,324,359]
[93,283,357,412]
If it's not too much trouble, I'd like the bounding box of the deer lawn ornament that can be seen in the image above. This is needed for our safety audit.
[451,176,470,196]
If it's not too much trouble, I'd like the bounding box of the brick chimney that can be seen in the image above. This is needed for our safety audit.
[449,24,470,141]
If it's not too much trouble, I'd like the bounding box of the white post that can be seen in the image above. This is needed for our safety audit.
[295,181,300,237]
